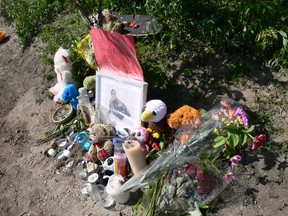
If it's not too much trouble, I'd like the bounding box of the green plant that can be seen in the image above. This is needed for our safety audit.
[213,101,265,159]
[0,0,68,48]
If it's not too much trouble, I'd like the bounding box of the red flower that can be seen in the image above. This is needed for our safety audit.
[252,134,266,151]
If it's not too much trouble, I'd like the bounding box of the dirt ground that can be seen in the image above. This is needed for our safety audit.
[0,18,288,216]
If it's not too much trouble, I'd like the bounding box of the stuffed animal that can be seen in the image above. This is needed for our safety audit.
[130,127,150,154]
[54,47,72,74]
[62,84,79,110]
[83,75,96,90]
[86,123,116,162]
[49,47,76,104]
[141,99,170,134]
[167,105,201,143]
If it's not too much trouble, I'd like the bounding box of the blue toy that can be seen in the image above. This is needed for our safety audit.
[62,84,79,110]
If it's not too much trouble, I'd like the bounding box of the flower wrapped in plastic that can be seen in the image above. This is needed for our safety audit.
[118,99,265,215]
[76,34,98,70]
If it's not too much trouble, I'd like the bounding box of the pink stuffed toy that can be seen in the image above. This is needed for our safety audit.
[130,127,150,154]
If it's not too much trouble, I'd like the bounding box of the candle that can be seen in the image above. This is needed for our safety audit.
[123,140,147,175]
[48,148,56,157]
[63,149,72,158]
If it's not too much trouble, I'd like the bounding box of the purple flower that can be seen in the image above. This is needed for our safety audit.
[252,134,266,151]
[230,155,242,169]
[223,172,235,184]
[235,107,248,126]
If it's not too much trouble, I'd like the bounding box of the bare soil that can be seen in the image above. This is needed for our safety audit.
[0,18,287,216]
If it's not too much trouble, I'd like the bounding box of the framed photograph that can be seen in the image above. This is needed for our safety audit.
[96,72,148,131]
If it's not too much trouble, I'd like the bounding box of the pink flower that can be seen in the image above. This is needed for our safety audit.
[235,107,248,126]
[252,134,266,151]
[230,155,242,169]
[223,172,235,184]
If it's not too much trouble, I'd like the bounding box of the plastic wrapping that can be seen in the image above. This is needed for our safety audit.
[76,34,98,70]
[118,100,242,215]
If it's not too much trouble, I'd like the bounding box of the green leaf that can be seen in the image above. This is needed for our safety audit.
[214,136,227,148]
[245,125,255,133]
[224,125,238,132]
[242,133,248,145]
[278,30,287,38]
[229,133,240,148]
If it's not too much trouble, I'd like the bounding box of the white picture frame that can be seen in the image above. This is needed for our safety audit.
[96,72,148,131]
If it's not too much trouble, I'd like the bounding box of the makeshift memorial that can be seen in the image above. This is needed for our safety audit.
[62,84,79,110]
[116,100,265,215]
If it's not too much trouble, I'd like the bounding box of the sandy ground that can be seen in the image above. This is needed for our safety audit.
[0,18,287,216]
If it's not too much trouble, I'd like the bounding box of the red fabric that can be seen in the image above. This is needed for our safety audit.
[90,27,144,81]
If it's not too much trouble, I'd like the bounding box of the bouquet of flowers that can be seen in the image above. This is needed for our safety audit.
[119,99,266,215]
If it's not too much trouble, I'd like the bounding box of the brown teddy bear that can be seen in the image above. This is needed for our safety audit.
[86,123,115,162]
[167,105,201,143]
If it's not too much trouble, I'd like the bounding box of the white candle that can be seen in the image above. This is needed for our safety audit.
[48,148,56,157]
[123,140,147,175]
[63,149,72,158]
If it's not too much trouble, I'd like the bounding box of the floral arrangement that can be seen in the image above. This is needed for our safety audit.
[212,100,266,183]
[121,99,266,215]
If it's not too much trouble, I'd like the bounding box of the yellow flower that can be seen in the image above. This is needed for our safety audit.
[147,128,152,133]
[152,132,160,139]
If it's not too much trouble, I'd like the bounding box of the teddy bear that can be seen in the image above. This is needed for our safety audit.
[86,123,116,163]
[49,47,76,104]
[167,105,201,143]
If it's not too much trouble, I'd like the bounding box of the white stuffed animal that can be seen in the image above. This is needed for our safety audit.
[49,47,76,104]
